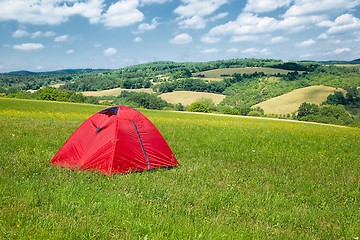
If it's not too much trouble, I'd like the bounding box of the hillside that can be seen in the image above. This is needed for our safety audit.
[0,98,359,239]
[253,85,344,114]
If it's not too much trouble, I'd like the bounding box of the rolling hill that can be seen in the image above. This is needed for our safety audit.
[253,85,343,114]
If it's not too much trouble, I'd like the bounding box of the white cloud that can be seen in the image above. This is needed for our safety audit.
[178,15,206,29]
[140,0,170,4]
[326,14,360,35]
[242,48,271,55]
[32,31,46,39]
[102,0,144,28]
[227,48,239,54]
[209,13,279,36]
[208,10,328,40]
[137,17,158,33]
[134,37,143,43]
[296,39,316,47]
[0,0,152,28]
[32,31,56,38]
[12,29,56,39]
[54,35,70,43]
[244,0,291,13]
[230,35,258,43]
[284,0,360,18]
[201,36,221,44]
[0,0,104,25]
[279,15,327,32]
[12,29,29,38]
[169,33,193,44]
[317,33,329,40]
[66,49,74,54]
[13,43,45,51]
[104,47,117,57]
[334,48,351,54]
[200,48,220,54]
[175,0,229,18]
[174,0,229,29]
[271,36,288,44]
[210,12,228,22]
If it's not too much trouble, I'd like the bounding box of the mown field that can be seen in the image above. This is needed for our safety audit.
[81,87,154,97]
[193,67,297,79]
[0,98,359,239]
[159,91,226,106]
[253,85,343,114]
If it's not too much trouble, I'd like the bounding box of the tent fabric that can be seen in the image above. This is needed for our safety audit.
[51,106,179,175]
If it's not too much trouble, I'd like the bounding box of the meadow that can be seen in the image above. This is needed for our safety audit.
[0,98,359,239]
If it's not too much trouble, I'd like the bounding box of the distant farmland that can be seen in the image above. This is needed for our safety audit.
[159,91,226,105]
[253,85,343,114]
[193,67,298,79]
[81,87,154,97]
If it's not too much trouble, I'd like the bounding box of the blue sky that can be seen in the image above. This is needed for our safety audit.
[1,0,360,72]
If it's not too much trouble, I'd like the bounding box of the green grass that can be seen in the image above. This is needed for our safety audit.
[1,98,359,239]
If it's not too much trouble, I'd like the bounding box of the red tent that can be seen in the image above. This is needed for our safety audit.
[51,106,179,175]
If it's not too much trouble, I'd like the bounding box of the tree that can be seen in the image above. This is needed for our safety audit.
[344,86,359,103]
[319,105,353,125]
[297,102,319,118]
[325,91,347,105]
[36,87,64,101]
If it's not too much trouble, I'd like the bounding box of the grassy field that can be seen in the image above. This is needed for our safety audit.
[253,85,343,114]
[81,87,154,97]
[335,64,360,70]
[159,91,226,106]
[0,98,359,239]
[192,67,297,79]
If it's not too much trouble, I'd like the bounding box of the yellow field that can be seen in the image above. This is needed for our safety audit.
[159,91,226,105]
[81,87,154,96]
[253,85,344,114]
[191,77,223,81]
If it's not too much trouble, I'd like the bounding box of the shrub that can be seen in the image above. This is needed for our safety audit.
[187,101,209,113]
[219,106,240,115]
[247,110,263,117]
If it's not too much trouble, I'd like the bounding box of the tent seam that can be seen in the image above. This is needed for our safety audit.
[109,113,119,175]
[132,120,151,170]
